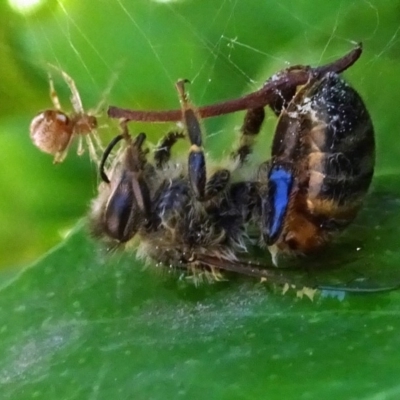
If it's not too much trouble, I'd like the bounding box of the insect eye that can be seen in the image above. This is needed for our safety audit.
[104,171,144,243]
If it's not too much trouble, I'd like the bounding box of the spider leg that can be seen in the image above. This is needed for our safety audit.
[154,131,185,169]
[53,132,75,164]
[77,135,84,156]
[231,107,265,164]
[53,148,69,164]
[85,135,101,164]
[176,79,230,201]
[91,129,105,152]
[58,69,84,114]
[48,73,62,110]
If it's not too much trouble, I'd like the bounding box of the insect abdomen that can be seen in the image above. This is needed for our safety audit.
[305,73,375,206]
[265,72,375,255]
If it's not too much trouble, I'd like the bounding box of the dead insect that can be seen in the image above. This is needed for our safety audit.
[89,80,264,283]
[106,44,374,265]
[90,46,394,293]
[30,68,103,163]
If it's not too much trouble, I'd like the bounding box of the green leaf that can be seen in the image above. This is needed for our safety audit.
[3,1,400,397]
[1,175,400,399]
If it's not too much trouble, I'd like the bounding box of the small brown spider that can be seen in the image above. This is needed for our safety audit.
[30,68,104,163]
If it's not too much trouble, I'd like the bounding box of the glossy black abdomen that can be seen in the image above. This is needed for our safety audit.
[304,73,375,204]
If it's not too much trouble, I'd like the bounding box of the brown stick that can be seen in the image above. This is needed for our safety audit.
[108,44,362,122]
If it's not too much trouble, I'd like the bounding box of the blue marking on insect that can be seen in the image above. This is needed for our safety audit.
[267,166,294,242]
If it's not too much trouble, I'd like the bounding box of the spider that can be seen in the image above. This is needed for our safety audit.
[30,68,104,163]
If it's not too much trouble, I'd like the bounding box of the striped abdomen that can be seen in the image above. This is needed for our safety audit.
[261,72,375,258]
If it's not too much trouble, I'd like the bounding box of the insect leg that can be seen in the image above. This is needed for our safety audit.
[176,79,230,201]
[154,131,185,169]
[232,107,265,164]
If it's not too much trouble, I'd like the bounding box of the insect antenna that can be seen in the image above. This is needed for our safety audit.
[107,44,363,122]
[99,134,124,183]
